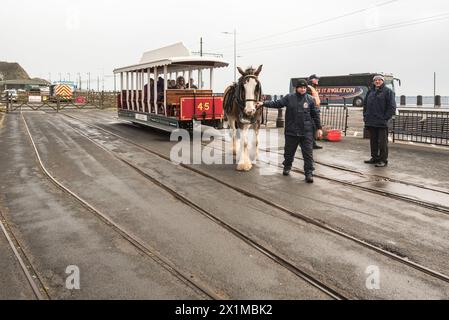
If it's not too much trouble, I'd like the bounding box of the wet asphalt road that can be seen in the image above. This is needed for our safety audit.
[0,221,35,300]
[1,109,449,299]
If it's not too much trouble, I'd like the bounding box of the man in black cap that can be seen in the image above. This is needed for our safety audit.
[256,79,322,183]
[363,74,396,167]
[307,74,323,149]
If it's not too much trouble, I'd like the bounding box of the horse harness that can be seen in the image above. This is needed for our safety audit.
[226,74,263,125]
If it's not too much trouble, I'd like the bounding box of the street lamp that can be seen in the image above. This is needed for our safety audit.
[77,73,81,90]
[87,72,91,91]
[222,29,237,83]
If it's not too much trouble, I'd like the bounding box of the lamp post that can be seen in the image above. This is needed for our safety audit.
[87,72,91,91]
[77,73,81,90]
[222,29,237,83]
[434,72,436,107]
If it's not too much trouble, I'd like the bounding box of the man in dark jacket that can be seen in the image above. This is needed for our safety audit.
[257,79,322,183]
[363,75,397,167]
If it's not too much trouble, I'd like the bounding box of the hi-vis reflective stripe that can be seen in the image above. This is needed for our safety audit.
[55,85,73,97]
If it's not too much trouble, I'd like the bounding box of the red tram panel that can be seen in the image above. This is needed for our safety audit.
[180,97,224,121]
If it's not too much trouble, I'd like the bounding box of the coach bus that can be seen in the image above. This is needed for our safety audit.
[290,73,401,107]
[113,42,229,132]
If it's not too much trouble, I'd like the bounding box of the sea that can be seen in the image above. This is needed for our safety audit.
[397,96,449,108]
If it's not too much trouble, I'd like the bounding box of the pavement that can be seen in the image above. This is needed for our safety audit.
[1,109,449,299]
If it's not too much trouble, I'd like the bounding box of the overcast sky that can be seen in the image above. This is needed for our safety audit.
[1,0,448,95]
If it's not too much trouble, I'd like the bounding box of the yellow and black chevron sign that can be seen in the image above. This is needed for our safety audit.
[55,85,73,98]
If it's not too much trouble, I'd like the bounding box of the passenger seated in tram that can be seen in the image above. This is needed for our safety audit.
[176,76,186,89]
[168,79,177,89]
[186,78,198,89]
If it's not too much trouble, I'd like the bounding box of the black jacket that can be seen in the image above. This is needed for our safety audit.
[363,84,396,128]
[264,93,322,137]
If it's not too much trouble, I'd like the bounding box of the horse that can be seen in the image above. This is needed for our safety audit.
[223,65,263,171]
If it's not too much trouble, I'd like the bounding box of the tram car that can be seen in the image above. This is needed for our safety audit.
[114,43,229,131]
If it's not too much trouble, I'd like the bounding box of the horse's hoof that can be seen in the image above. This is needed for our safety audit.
[237,163,252,172]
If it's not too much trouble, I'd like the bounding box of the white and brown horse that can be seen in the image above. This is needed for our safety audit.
[223,65,263,171]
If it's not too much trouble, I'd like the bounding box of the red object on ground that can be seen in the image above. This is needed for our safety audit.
[75,96,86,104]
[327,129,342,142]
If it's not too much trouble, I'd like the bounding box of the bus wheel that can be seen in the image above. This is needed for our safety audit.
[353,97,363,107]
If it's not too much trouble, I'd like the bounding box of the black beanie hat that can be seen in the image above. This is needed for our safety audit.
[296,79,308,88]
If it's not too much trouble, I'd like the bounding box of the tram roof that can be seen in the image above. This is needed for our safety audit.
[113,42,229,74]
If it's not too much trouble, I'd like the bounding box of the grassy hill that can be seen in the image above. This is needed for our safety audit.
[0,61,30,81]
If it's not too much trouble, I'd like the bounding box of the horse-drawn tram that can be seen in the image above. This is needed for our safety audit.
[114,43,229,132]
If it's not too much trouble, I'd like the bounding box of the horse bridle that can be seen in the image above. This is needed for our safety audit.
[235,75,262,109]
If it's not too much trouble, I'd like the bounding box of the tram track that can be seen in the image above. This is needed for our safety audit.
[261,146,449,215]
[0,209,48,300]
[296,155,449,196]
[20,112,223,301]
[59,112,449,288]
[54,114,346,300]
[81,111,449,212]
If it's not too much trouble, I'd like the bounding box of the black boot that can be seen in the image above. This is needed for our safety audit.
[313,143,323,150]
[364,158,379,164]
[305,174,314,183]
[375,161,388,168]
[283,167,291,176]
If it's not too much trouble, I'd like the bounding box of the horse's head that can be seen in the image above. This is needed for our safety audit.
[237,65,263,118]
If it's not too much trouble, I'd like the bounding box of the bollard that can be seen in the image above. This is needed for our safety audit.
[276,109,285,128]
[363,127,370,139]
[435,95,441,107]
[276,95,284,128]
[100,91,105,109]
[400,95,406,106]
[6,93,10,113]
[417,95,423,106]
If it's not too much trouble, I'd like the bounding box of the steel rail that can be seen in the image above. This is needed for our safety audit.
[60,113,449,286]
[0,212,47,300]
[263,146,449,197]
[60,115,345,300]
[21,112,221,300]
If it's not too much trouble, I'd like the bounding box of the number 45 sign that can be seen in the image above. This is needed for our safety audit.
[197,102,210,111]
[180,97,224,120]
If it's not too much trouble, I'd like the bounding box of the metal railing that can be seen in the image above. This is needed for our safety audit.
[320,103,349,136]
[2,91,118,112]
[262,95,349,135]
[393,109,449,146]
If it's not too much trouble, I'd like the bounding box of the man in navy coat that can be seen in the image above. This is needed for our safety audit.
[258,79,322,183]
[363,75,397,167]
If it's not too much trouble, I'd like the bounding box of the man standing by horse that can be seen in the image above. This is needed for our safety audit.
[257,79,323,183]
